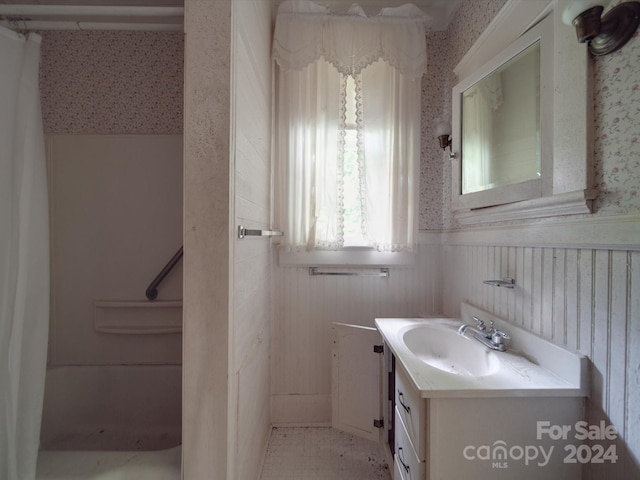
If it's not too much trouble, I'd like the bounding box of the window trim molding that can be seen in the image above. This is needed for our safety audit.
[277,247,416,268]
[442,213,640,251]
[275,233,442,267]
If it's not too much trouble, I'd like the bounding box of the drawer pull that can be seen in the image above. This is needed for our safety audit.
[398,447,410,473]
[398,391,411,413]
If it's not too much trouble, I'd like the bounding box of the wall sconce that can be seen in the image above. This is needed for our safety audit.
[435,121,453,155]
[562,0,640,56]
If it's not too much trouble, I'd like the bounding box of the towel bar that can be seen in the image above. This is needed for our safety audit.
[308,267,389,277]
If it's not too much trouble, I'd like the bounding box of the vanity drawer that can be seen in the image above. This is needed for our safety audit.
[393,455,407,480]
[394,409,425,480]
[395,365,426,459]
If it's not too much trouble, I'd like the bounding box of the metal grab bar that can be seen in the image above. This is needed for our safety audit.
[309,267,389,277]
[146,246,183,300]
[237,225,284,239]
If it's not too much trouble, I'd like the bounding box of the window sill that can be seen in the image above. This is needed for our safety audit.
[277,247,415,267]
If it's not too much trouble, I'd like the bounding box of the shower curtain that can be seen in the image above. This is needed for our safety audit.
[0,26,49,480]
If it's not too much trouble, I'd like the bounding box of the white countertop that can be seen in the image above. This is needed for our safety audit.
[375,316,588,399]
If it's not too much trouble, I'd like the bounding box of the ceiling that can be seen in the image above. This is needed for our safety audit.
[0,1,182,5]
[283,0,462,29]
[0,0,461,31]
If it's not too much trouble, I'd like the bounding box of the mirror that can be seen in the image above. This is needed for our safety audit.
[461,41,541,195]
[451,2,594,223]
[451,14,554,214]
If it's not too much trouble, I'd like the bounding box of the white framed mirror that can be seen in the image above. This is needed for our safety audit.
[452,13,553,211]
[450,0,595,224]
[461,40,540,195]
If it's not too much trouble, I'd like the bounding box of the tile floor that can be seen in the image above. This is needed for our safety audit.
[260,427,391,480]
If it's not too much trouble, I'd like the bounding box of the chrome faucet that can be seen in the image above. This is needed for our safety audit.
[458,316,510,351]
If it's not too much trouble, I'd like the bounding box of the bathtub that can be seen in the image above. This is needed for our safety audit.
[37,446,181,480]
[37,365,181,479]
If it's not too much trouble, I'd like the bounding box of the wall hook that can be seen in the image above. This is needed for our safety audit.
[482,277,515,288]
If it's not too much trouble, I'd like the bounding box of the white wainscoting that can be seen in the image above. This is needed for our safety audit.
[271,236,443,425]
[442,236,639,480]
[272,219,639,478]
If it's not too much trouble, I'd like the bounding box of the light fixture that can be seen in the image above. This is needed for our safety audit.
[435,120,452,152]
[562,0,640,56]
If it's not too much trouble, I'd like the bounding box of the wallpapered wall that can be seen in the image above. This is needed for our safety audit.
[593,6,640,215]
[419,0,507,230]
[39,31,184,134]
[38,3,639,217]
[419,0,640,230]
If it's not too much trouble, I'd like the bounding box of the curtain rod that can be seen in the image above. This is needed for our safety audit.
[0,5,183,31]
[0,20,183,31]
[0,5,184,17]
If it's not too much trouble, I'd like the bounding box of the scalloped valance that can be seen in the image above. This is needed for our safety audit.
[272,0,429,80]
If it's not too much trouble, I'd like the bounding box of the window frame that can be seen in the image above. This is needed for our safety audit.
[277,246,416,267]
[273,65,420,266]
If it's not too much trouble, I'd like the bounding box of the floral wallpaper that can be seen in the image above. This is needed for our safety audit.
[420,0,640,229]
[419,0,507,230]
[445,0,509,69]
[38,5,639,215]
[592,0,640,215]
[419,30,448,231]
[39,31,183,134]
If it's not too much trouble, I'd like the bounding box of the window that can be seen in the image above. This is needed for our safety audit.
[342,75,365,247]
[272,0,427,255]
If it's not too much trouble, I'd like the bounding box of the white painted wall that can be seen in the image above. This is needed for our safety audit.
[183,0,231,477]
[44,134,183,449]
[47,135,183,366]
[271,236,442,425]
[183,0,272,478]
[229,0,273,478]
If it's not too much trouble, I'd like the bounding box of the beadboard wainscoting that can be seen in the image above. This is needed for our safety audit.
[441,220,640,480]
[271,235,443,425]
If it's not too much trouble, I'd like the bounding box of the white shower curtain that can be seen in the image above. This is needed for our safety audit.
[0,26,49,480]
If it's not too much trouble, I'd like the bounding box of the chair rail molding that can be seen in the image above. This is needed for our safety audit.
[440,213,640,251]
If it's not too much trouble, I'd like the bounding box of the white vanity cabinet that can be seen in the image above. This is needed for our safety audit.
[394,409,423,480]
[376,302,589,480]
[391,360,585,480]
[333,303,589,480]
[394,364,425,480]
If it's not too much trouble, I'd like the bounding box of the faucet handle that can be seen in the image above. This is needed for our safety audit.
[472,316,486,331]
[491,329,510,344]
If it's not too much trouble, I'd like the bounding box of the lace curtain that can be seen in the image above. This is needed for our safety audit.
[273,0,427,252]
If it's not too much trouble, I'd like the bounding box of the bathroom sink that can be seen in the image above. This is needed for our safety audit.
[375,304,589,398]
[402,324,501,376]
